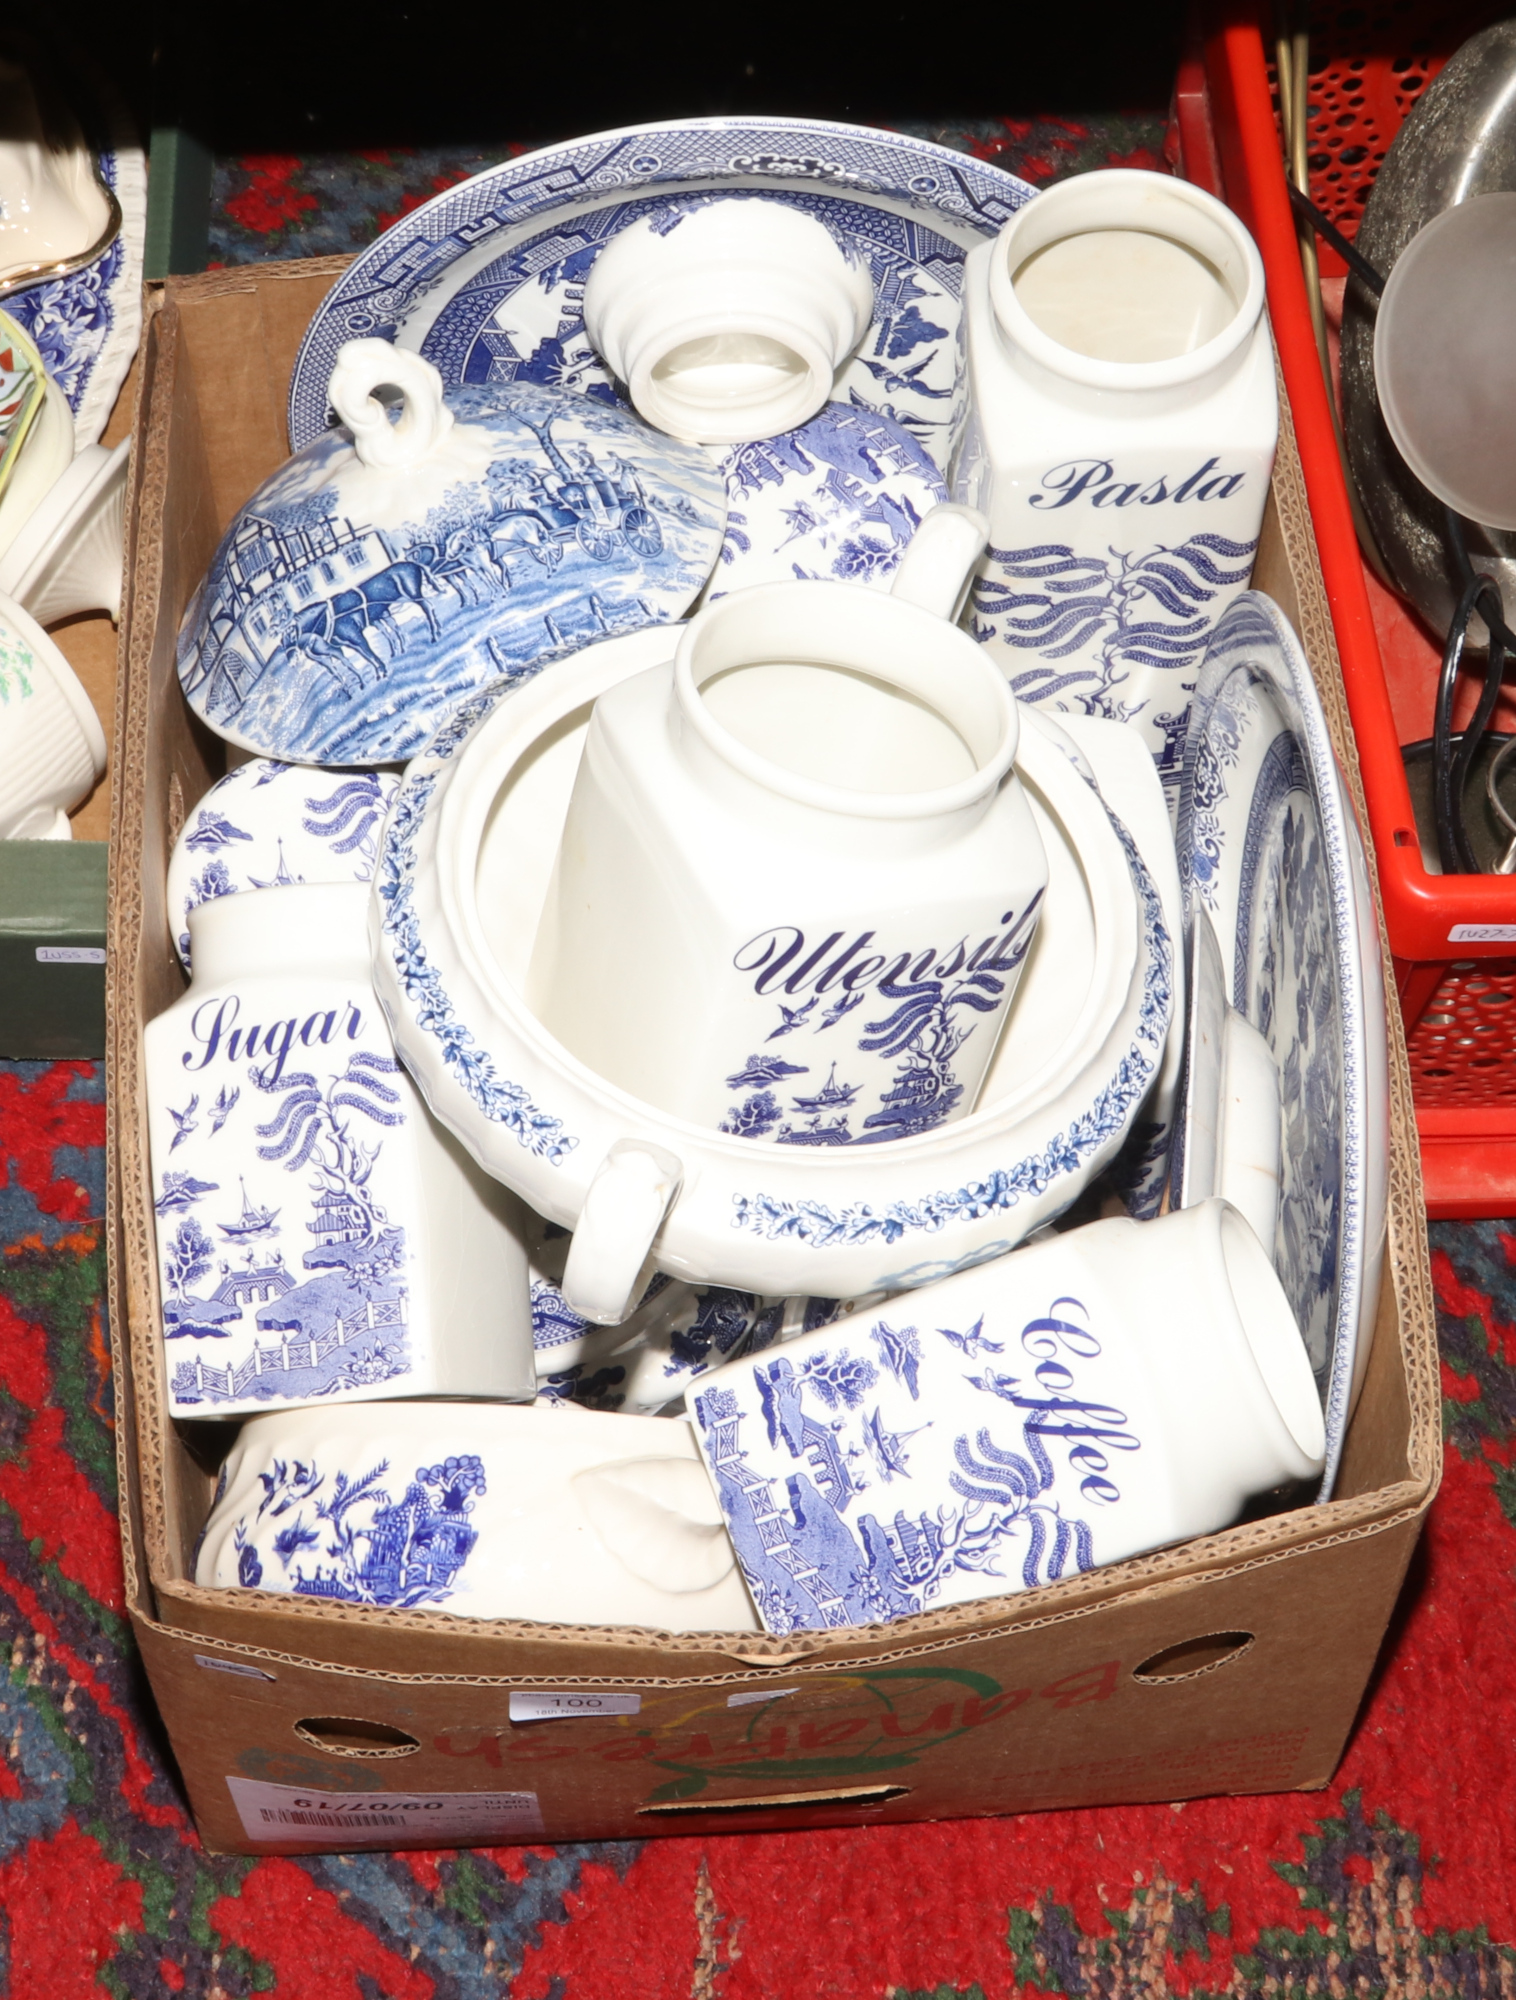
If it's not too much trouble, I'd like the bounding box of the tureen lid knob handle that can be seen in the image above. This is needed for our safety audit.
[329,337,455,471]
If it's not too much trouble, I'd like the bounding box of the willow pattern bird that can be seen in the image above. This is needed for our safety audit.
[766,997,818,1040]
[167,1095,200,1151]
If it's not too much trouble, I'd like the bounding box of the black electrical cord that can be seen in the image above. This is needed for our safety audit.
[1433,555,1506,872]
[1290,187,1516,871]
[1287,186,1385,296]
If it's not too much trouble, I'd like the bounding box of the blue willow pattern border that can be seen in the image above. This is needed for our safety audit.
[730,805,1172,1250]
[289,118,1036,447]
[1174,592,1368,1491]
[375,672,578,1164]
[1265,620,1367,1483]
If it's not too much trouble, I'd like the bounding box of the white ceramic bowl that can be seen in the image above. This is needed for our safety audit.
[371,629,1172,1307]
[0,437,128,622]
[0,586,106,837]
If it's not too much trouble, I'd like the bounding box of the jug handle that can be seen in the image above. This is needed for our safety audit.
[329,337,455,472]
[561,1140,685,1325]
[888,502,989,622]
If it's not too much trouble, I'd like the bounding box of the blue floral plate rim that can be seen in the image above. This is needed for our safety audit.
[1176,589,1370,1503]
[287,115,1037,451]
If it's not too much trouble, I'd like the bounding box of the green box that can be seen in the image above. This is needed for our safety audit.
[0,840,108,1058]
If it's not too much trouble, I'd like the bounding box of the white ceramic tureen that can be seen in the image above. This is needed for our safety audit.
[370,627,1172,1320]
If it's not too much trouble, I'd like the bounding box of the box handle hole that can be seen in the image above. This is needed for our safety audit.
[1132,1631,1255,1682]
[293,1716,422,1759]
[639,1783,908,1818]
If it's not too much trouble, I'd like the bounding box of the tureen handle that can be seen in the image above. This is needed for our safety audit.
[329,337,455,471]
[889,502,988,622]
[560,1139,684,1325]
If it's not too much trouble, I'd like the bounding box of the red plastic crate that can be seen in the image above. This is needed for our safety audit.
[1187,0,1516,1217]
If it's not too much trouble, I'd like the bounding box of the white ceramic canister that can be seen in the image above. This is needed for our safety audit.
[146,881,536,1417]
[582,194,875,445]
[195,1398,759,1631]
[0,586,107,837]
[527,509,1049,1148]
[691,1197,1325,1633]
[952,170,1276,806]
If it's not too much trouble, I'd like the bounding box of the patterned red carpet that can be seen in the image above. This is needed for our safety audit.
[2,1051,1516,1994]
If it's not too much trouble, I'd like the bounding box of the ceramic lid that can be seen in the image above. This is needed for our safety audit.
[176,348,726,767]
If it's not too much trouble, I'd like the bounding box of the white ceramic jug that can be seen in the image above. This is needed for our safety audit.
[146,882,536,1416]
[527,506,1049,1148]
[692,1197,1325,1633]
[952,170,1276,806]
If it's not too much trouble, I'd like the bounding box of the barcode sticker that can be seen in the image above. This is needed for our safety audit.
[194,1654,275,1681]
[35,946,105,965]
[509,1689,641,1722]
[227,1777,544,1846]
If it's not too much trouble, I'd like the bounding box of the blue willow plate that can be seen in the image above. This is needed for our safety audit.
[1176,591,1382,1502]
[288,118,1038,470]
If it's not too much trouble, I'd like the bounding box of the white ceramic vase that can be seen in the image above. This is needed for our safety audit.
[0,438,129,623]
[0,61,115,286]
[528,506,1048,1147]
[195,1398,759,1631]
[582,195,875,444]
[952,170,1276,802]
[691,1197,1325,1633]
[0,378,76,559]
[0,587,107,837]
[146,882,536,1417]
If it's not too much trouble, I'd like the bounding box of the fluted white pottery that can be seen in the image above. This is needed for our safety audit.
[582,195,875,444]
[0,587,107,837]
[370,622,1171,1319]
[528,510,1047,1144]
[195,1399,759,1630]
[166,759,402,970]
[147,883,536,1417]
[0,378,76,559]
[690,1198,1324,1633]
[952,170,1276,802]
[0,438,128,623]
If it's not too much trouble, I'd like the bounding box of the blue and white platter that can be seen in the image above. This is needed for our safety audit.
[287,118,1039,471]
[1176,591,1388,1500]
